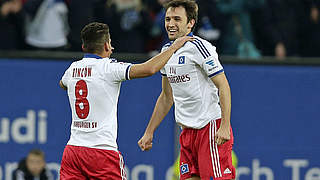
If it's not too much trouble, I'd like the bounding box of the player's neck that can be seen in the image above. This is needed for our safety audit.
[95,51,109,58]
[186,31,193,36]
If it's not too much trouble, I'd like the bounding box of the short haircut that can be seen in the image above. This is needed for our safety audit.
[163,0,198,32]
[80,22,110,54]
[28,149,45,159]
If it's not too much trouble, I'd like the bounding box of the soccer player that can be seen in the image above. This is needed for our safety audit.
[137,0,235,179]
[59,22,193,179]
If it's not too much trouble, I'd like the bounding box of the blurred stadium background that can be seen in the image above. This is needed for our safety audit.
[1,51,319,180]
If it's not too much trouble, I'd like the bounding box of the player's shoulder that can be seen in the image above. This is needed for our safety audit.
[163,42,172,48]
[102,58,131,71]
[187,35,216,58]
[161,42,172,52]
[188,35,215,50]
[70,57,111,69]
[68,59,81,68]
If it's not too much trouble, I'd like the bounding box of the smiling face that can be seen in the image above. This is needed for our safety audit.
[165,6,195,41]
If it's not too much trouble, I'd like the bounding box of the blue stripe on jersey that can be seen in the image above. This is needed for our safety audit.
[163,32,192,49]
[126,65,131,80]
[84,53,103,59]
[191,41,207,59]
[208,69,224,78]
[161,73,167,76]
[195,38,211,57]
[163,41,173,49]
[110,58,118,62]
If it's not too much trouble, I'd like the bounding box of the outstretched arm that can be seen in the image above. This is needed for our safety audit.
[211,72,231,145]
[129,36,194,79]
[138,77,174,151]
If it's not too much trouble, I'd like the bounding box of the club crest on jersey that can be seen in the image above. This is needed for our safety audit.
[205,59,215,66]
[178,56,185,64]
[180,163,189,175]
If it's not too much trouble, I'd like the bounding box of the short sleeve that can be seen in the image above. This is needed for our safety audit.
[160,67,167,76]
[106,61,132,82]
[61,64,72,87]
[191,39,224,77]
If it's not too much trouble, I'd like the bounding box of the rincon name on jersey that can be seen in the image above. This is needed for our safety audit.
[72,67,92,78]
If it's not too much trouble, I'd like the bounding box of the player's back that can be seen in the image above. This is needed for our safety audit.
[61,54,131,150]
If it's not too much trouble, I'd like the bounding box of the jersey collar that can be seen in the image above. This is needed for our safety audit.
[169,32,193,45]
[84,53,103,59]
[187,32,193,37]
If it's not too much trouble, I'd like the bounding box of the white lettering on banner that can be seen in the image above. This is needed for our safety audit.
[284,159,309,180]
[0,110,47,144]
[125,165,174,180]
[236,167,250,177]
[38,110,47,143]
[5,162,17,180]
[0,165,2,180]
[236,159,320,180]
[1,159,319,180]
[131,164,154,180]
[11,111,35,143]
[0,118,9,142]
[253,159,274,180]
[305,168,320,180]
[166,167,174,180]
[236,159,274,180]
[46,163,61,180]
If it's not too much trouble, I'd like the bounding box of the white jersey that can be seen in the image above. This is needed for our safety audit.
[160,34,223,129]
[61,54,132,151]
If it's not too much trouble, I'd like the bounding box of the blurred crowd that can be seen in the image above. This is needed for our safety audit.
[0,0,319,59]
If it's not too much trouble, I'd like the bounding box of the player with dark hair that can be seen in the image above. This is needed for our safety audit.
[59,22,193,179]
[138,0,235,179]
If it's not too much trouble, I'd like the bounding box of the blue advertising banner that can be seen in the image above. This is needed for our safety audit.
[0,58,175,180]
[226,65,320,180]
[0,58,320,180]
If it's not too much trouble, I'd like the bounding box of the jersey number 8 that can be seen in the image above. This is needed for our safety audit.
[75,80,90,119]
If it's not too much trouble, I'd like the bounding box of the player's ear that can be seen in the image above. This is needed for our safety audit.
[104,42,109,52]
[81,44,85,51]
[187,19,195,30]
[104,41,114,52]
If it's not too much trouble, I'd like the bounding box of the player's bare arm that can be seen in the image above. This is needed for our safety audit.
[129,36,194,79]
[211,72,231,145]
[138,77,173,151]
[59,80,67,90]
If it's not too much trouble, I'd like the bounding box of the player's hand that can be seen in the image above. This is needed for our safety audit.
[170,36,195,52]
[138,133,153,151]
[215,126,230,145]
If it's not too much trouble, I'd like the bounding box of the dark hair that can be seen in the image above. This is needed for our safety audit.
[28,149,45,159]
[163,0,198,31]
[80,22,110,53]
